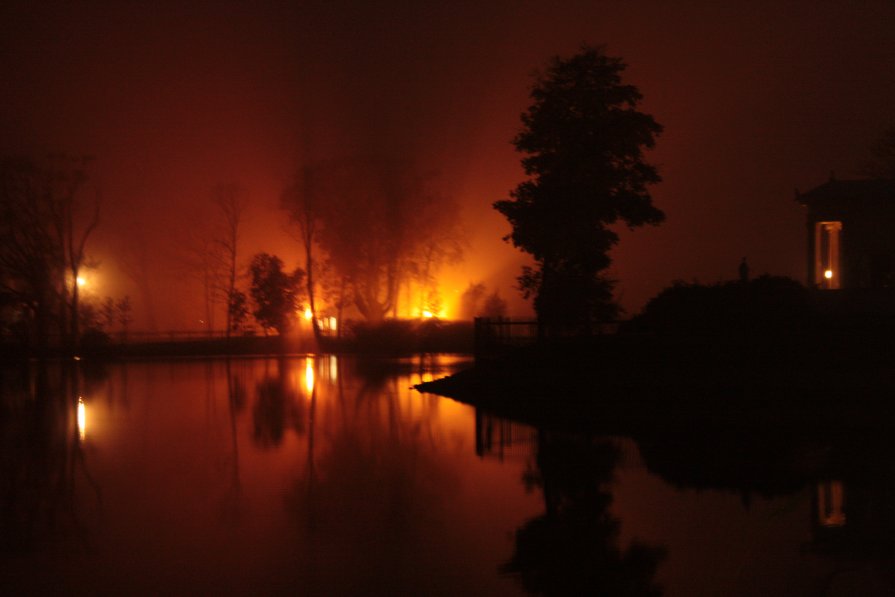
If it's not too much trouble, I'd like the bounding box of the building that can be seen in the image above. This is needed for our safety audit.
[796,177,895,289]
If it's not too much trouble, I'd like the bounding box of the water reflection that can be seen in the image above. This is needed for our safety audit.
[10,357,895,594]
[0,363,102,555]
[500,431,665,596]
[252,359,303,449]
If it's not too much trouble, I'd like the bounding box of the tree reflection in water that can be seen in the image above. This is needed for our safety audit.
[502,431,665,596]
[285,362,462,594]
[0,362,103,554]
[251,358,303,449]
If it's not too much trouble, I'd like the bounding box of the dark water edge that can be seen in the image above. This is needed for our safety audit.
[418,347,895,595]
[417,334,895,433]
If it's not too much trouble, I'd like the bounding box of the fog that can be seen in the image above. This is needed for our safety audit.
[3,1,894,329]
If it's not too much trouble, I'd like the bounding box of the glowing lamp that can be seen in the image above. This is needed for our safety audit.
[76,276,86,287]
[824,269,834,280]
[77,397,86,441]
[303,307,313,321]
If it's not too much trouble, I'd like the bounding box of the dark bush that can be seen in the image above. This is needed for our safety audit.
[626,276,812,337]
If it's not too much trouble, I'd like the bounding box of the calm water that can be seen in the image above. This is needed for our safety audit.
[2,355,895,595]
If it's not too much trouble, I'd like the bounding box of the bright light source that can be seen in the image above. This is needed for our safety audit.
[327,316,337,331]
[422,310,434,319]
[303,307,313,321]
[77,397,86,441]
[76,276,86,287]
[824,269,834,280]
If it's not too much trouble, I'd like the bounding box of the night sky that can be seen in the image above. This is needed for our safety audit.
[3,1,894,328]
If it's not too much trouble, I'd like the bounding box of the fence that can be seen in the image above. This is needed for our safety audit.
[473,317,622,360]
[111,330,232,343]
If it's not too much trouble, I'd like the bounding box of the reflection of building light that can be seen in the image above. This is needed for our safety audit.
[76,276,86,288]
[305,358,315,395]
[303,307,313,321]
[328,355,338,381]
[77,397,86,441]
[824,269,834,280]
[818,480,846,527]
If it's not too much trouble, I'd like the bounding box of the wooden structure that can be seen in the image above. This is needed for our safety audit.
[796,177,895,289]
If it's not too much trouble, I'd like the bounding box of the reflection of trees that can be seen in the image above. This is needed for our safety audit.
[287,368,458,576]
[251,361,302,449]
[0,362,102,553]
[503,432,665,596]
[220,358,246,522]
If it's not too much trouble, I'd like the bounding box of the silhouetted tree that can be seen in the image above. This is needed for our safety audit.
[311,157,463,322]
[0,155,99,352]
[116,295,132,339]
[482,290,508,318]
[249,253,304,335]
[179,226,226,331]
[282,165,324,341]
[0,157,61,352]
[100,296,116,331]
[494,46,663,326]
[47,154,99,351]
[460,282,487,320]
[213,183,247,340]
[228,289,249,333]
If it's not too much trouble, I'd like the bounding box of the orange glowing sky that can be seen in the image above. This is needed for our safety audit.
[2,2,894,329]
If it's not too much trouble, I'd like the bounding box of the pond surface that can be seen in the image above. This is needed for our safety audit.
[2,355,895,595]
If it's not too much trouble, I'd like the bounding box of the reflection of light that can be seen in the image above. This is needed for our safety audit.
[818,480,846,527]
[421,372,434,383]
[305,358,315,395]
[76,276,86,287]
[824,269,833,280]
[422,310,434,318]
[328,355,338,381]
[77,397,86,441]
[303,307,313,321]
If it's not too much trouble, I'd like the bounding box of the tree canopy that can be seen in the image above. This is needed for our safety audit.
[249,253,304,335]
[494,46,664,324]
[294,157,463,323]
[0,155,99,351]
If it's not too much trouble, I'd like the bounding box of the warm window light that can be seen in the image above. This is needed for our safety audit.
[824,269,834,280]
[328,316,337,331]
[303,307,313,321]
[328,355,338,381]
[77,397,86,441]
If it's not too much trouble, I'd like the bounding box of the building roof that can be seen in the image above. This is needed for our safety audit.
[796,178,895,206]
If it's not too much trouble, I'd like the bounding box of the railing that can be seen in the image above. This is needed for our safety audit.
[111,330,235,343]
[473,317,622,360]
